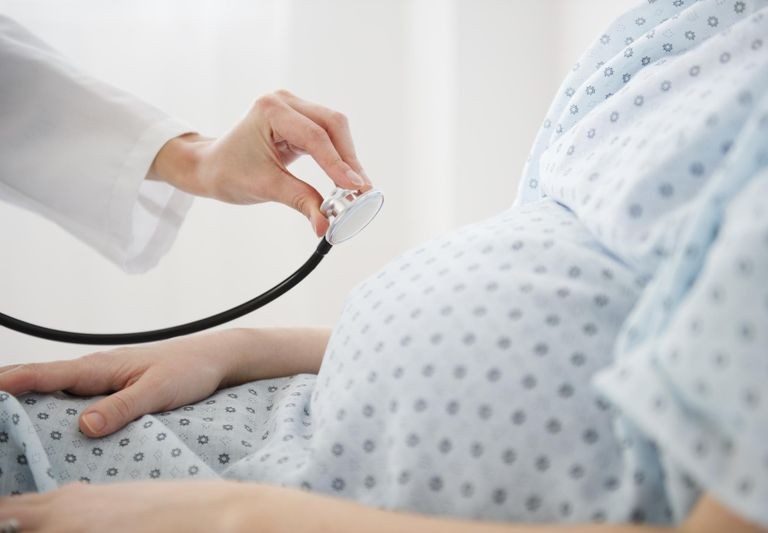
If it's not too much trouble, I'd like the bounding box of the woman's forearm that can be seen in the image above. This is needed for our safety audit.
[225,486,762,533]
[350,494,762,533]
[299,500,674,533]
[223,485,677,533]
[219,327,331,387]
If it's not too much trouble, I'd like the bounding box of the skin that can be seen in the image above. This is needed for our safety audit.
[0,331,765,533]
[149,89,373,236]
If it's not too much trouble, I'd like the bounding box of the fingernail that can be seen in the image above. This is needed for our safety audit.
[360,170,373,186]
[346,169,365,187]
[82,412,106,434]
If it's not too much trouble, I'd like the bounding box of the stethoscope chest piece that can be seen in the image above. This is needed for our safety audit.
[321,188,384,245]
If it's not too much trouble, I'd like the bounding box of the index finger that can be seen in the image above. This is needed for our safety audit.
[268,102,366,191]
[0,360,88,396]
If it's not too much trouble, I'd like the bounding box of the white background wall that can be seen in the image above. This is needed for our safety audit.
[0,0,636,364]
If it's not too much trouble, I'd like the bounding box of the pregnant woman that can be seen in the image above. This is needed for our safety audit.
[1,1,767,532]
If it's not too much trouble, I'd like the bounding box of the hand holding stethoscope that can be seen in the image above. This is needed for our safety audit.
[0,90,383,345]
[149,89,373,237]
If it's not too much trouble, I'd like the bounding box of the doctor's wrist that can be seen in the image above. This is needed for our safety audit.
[149,132,212,196]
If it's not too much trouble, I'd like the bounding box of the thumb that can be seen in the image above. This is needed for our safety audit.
[271,170,329,237]
[79,379,164,438]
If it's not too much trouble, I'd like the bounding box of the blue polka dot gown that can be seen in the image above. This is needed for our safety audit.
[1,0,767,527]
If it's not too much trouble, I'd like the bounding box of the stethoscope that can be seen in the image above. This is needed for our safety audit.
[0,187,384,345]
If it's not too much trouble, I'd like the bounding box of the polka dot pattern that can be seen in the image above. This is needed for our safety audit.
[520,0,768,279]
[594,115,768,527]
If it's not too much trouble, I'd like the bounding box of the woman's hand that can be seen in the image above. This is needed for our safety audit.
[150,90,372,237]
[0,327,329,438]
[0,330,239,438]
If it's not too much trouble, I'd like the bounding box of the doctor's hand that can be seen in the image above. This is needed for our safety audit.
[149,90,371,237]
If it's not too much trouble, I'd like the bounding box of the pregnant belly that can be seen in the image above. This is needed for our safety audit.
[301,200,664,523]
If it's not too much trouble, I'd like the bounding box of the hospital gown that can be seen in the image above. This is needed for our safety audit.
[1,0,767,527]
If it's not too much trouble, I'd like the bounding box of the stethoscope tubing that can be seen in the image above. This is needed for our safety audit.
[0,238,333,345]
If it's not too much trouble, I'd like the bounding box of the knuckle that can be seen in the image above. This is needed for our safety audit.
[83,346,129,362]
[328,111,349,129]
[290,191,311,214]
[252,94,280,112]
[15,363,39,385]
[75,355,99,383]
[304,124,328,144]
[274,88,294,100]
[79,351,106,364]
[17,362,38,375]
[76,352,109,383]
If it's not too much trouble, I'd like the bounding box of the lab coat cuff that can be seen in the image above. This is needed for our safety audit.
[106,116,196,274]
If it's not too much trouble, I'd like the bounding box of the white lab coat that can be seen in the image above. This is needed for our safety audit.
[0,16,194,273]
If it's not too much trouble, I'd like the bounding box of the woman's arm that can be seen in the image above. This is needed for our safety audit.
[223,486,765,533]
[219,327,330,386]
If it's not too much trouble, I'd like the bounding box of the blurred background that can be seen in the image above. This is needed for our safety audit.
[0,0,636,363]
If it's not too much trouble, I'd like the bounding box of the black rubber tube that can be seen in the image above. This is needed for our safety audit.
[0,238,333,345]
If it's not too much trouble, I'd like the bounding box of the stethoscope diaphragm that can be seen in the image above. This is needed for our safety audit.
[321,188,384,245]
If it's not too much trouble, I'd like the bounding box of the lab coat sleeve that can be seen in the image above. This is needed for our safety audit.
[0,15,195,273]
